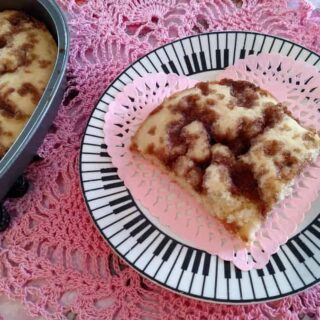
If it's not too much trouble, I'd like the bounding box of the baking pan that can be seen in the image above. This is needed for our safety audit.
[0,0,69,201]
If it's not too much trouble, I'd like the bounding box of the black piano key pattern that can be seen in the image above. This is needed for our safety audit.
[80,31,320,303]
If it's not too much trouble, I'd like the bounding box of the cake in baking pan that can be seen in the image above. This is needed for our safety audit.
[0,10,57,158]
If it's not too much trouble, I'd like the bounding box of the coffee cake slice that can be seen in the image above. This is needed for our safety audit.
[130,79,320,243]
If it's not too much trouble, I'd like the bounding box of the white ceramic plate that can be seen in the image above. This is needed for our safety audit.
[80,31,320,304]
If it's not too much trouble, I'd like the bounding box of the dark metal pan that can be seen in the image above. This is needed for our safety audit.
[0,0,69,201]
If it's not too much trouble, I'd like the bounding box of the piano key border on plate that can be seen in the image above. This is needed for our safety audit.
[80,31,320,304]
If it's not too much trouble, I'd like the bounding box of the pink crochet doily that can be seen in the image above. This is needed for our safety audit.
[2,0,320,319]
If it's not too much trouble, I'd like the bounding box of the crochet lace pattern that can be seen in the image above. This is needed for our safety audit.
[2,0,320,318]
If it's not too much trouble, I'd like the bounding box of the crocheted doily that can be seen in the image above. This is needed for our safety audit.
[2,0,320,318]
